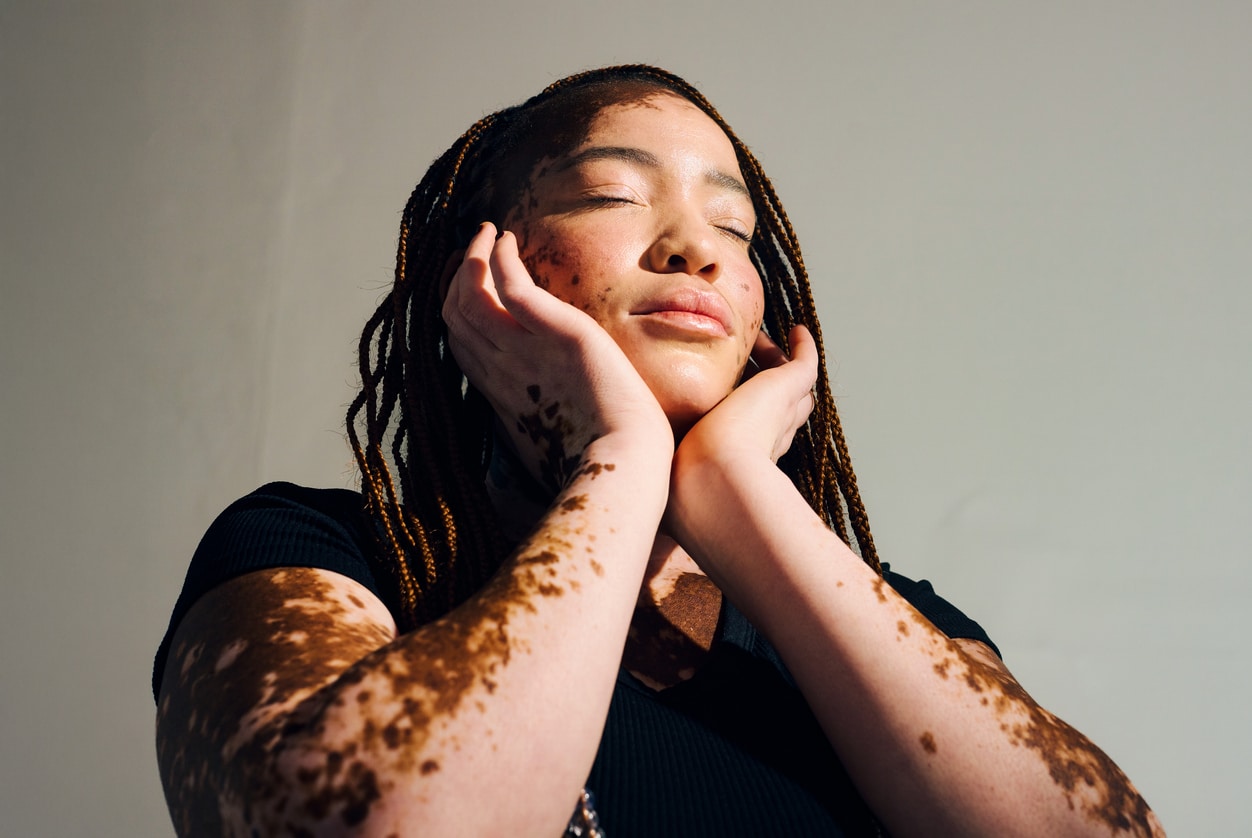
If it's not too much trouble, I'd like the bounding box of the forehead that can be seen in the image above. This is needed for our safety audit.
[574,94,742,172]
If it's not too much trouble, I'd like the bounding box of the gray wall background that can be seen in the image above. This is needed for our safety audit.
[3,2,1247,834]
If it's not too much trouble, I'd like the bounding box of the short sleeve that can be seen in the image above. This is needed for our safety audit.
[152,482,382,701]
[882,563,1001,659]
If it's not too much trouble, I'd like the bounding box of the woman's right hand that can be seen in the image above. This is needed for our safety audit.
[442,222,672,490]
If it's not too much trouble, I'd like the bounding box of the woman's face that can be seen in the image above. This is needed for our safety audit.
[503,93,765,434]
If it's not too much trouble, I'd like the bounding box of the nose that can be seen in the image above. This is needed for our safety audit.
[645,217,721,280]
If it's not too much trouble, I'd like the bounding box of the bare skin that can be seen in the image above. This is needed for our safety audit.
[666,387,1166,836]
[621,536,721,690]
[158,215,677,834]
[158,434,672,835]
[157,95,1163,836]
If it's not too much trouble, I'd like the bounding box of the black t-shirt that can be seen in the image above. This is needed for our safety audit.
[155,482,1000,837]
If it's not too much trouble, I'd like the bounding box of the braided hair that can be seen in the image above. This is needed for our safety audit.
[347,65,880,631]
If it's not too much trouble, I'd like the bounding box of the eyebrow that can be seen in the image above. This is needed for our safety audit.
[559,145,660,170]
[558,145,752,199]
[704,169,751,199]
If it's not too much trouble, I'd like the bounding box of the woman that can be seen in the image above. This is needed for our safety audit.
[154,66,1163,836]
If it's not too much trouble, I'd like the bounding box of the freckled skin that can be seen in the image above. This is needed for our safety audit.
[856,577,1160,834]
[919,731,938,755]
[515,400,583,491]
[157,522,598,836]
[156,569,396,835]
[924,636,1158,835]
[501,96,766,436]
[558,494,588,513]
[575,462,615,479]
[512,384,613,494]
[162,87,1163,836]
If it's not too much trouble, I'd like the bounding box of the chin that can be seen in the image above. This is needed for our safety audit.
[633,353,744,436]
[653,387,731,437]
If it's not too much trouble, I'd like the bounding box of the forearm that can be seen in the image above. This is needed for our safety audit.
[165,434,671,837]
[300,438,664,834]
[673,459,1162,838]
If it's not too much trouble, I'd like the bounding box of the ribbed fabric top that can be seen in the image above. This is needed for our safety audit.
[154,482,1000,836]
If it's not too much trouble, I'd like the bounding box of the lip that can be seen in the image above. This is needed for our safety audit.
[633,287,735,336]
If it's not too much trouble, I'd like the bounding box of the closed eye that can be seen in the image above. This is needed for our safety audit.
[586,196,636,206]
[716,221,753,244]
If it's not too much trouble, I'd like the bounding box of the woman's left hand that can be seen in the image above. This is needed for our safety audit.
[664,324,818,562]
[683,324,817,465]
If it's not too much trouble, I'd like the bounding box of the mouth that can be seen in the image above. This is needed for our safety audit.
[633,287,734,337]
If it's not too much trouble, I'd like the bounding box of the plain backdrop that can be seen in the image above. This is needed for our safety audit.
[3,2,1248,834]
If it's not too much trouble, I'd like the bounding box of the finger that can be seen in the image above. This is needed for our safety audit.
[489,231,588,334]
[443,222,494,313]
[771,374,816,462]
[787,325,819,389]
[797,388,816,425]
[444,223,516,352]
[464,222,507,309]
[787,324,818,369]
[487,231,547,327]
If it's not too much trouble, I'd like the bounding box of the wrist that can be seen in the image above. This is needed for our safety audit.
[667,457,817,575]
[579,426,674,483]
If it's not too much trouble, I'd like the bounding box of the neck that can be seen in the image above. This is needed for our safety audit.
[624,534,723,689]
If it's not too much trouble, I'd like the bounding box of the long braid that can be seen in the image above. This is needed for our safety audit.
[348,65,881,631]
[348,122,512,628]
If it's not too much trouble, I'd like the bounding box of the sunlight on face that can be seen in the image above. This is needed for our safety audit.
[505,94,765,433]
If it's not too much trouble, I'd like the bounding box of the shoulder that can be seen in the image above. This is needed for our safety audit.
[199,481,372,546]
[156,564,397,836]
[153,482,385,700]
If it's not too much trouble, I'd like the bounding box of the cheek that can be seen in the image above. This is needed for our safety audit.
[733,274,765,371]
[512,225,563,292]
[734,271,766,332]
[516,227,620,314]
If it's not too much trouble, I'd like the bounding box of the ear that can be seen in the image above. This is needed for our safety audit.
[439,248,467,301]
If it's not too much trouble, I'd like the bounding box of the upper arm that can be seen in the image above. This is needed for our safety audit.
[156,567,397,836]
[952,637,1007,671]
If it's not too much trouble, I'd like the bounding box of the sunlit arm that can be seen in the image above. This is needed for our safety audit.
[156,431,670,837]
[668,445,1165,838]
